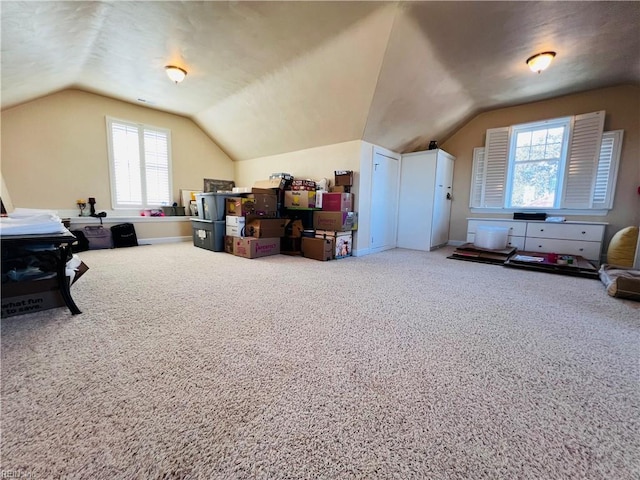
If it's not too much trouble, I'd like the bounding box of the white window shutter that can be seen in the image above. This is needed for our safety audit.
[483,127,510,207]
[561,110,605,208]
[143,129,171,205]
[469,147,485,208]
[592,130,623,209]
[111,121,143,206]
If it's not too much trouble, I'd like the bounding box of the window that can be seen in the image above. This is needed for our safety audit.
[106,117,172,209]
[470,111,621,212]
[507,118,569,208]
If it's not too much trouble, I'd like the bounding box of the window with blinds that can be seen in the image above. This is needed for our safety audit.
[469,111,621,212]
[106,117,172,209]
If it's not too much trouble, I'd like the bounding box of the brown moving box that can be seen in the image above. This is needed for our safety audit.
[313,211,358,231]
[284,190,316,208]
[224,235,235,253]
[233,237,280,259]
[334,170,354,186]
[302,237,333,261]
[245,218,286,238]
[1,262,89,317]
[226,194,278,217]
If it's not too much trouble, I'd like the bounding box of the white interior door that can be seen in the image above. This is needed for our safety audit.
[397,151,436,251]
[431,153,454,248]
[370,150,399,252]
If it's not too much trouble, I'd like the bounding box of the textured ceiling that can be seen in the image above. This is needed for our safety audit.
[2,1,639,160]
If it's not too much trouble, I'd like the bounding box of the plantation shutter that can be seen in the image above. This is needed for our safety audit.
[561,111,605,208]
[143,128,171,205]
[592,130,623,209]
[111,121,143,206]
[469,147,485,207]
[482,127,510,207]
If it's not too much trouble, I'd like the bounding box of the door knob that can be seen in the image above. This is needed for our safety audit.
[446,193,452,200]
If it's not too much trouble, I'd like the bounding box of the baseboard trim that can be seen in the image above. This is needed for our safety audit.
[139,236,191,245]
[448,240,465,246]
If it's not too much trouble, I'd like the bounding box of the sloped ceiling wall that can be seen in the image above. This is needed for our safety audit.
[2,1,639,160]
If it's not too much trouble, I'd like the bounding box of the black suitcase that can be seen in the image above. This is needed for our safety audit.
[110,223,138,248]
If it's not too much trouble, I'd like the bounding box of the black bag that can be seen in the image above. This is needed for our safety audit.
[111,223,138,248]
[70,230,90,253]
[84,225,113,250]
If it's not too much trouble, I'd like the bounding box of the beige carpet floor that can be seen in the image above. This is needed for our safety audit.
[1,243,639,479]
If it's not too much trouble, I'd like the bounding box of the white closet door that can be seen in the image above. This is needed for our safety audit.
[431,152,454,248]
[397,151,436,251]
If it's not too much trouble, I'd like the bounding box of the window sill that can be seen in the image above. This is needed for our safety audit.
[469,208,609,216]
[61,211,192,226]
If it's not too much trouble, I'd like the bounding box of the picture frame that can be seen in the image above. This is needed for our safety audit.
[180,189,202,209]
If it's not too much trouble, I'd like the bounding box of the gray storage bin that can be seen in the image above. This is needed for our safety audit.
[195,193,234,221]
[192,219,225,252]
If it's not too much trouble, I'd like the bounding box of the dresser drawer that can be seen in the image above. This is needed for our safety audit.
[467,220,527,236]
[468,233,525,250]
[525,223,605,242]
[524,238,601,261]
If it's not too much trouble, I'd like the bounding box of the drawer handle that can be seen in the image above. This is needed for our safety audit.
[582,231,586,235]
[579,248,584,251]
[540,229,544,232]
[538,245,542,248]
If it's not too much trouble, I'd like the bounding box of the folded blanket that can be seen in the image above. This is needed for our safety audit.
[0,208,68,235]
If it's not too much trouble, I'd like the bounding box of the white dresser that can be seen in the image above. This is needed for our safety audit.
[467,218,607,262]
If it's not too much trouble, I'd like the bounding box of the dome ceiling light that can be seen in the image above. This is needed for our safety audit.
[526,51,556,74]
[165,65,187,83]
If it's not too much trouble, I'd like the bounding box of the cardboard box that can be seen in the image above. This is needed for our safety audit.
[251,194,278,216]
[244,218,286,238]
[225,215,246,227]
[291,179,317,191]
[225,216,245,237]
[226,197,253,217]
[313,211,358,231]
[321,193,353,212]
[334,170,354,186]
[1,262,89,318]
[226,195,277,217]
[302,237,333,261]
[284,190,316,208]
[330,186,346,193]
[255,178,287,190]
[233,237,281,259]
[284,219,304,238]
[251,187,277,195]
[315,230,353,258]
[224,235,234,254]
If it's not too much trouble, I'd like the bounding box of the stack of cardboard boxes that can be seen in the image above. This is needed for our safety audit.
[303,170,357,261]
[224,192,285,259]
[192,170,357,261]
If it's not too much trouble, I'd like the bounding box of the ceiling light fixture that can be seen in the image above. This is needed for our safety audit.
[165,65,187,83]
[526,51,556,74]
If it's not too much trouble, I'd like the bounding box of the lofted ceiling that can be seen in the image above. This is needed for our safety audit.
[2,1,639,160]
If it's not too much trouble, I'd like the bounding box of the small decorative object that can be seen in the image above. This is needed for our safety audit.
[76,199,87,217]
[428,140,438,150]
[88,197,97,216]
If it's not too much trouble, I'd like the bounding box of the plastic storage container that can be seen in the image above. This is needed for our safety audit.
[195,193,234,221]
[474,225,509,250]
[192,219,225,252]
